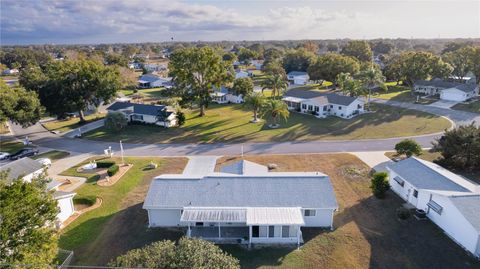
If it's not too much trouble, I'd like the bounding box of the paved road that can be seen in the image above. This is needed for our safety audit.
[5,101,478,156]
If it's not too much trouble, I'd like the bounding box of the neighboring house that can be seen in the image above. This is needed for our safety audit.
[0,158,76,227]
[387,157,480,257]
[283,89,365,119]
[287,71,310,85]
[138,74,172,88]
[106,101,177,127]
[2,68,19,75]
[128,62,143,69]
[250,60,264,70]
[143,160,338,246]
[144,63,167,72]
[235,70,249,79]
[413,78,479,102]
[210,86,244,104]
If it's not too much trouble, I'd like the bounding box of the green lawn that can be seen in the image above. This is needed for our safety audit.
[0,140,27,154]
[375,85,437,104]
[84,103,451,144]
[452,100,480,114]
[42,113,106,133]
[59,157,188,265]
[32,150,70,161]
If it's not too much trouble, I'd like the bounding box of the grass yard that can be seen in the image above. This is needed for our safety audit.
[215,154,480,269]
[375,85,437,104]
[84,103,451,144]
[452,100,480,114]
[32,150,70,161]
[59,156,188,265]
[385,150,480,184]
[0,139,27,153]
[42,113,106,133]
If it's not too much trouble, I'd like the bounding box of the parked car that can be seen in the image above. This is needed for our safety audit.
[9,148,39,160]
[0,152,10,160]
[37,158,52,167]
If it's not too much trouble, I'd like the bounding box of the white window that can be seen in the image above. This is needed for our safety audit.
[304,209,316,217]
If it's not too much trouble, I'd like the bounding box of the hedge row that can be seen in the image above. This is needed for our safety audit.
[107,164,119,177]
[97,161,115,168]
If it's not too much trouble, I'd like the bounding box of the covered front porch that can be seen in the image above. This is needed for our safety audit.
[181,207,305,246]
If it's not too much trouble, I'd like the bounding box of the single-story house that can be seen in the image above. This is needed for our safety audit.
[210,86,244,104]
[138,74,172,88]
[287,71,310,85]
[235,70,249,79]
[0,158,76,227]
[250,60,264,70]
[387,157,480,257]
[128,62,143,69]
[143,63,167,72]
[106,102,177,127]
[414,78,479,102]
[143,160,338,246]
[2,68,19,75]
[283,89,365,119]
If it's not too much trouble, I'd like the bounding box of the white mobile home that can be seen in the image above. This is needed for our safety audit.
[387,157,480,257]
[210,86,244,104]
[413,79,478,102]
[283,89,364,119]
[143,160,338,246]
[106,102,177,127]
[287,71,310,85]
[138,74,172,88]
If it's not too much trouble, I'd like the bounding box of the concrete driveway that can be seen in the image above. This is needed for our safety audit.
[428,100,459,109]
[182,156,218,175]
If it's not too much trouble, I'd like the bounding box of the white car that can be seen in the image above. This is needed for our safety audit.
[37,158,52,167]
[0,152,10,160]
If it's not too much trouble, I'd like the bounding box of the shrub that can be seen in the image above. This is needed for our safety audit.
[396,207,411,220]
[370,172,390,199]
[96,161,115,168]
[395,139,422,157]
[176,111,186,126]
[104,112,128,132]
[73,195,96,206]
[107,164,119,177]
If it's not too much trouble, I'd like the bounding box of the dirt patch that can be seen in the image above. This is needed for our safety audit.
[97,164,133,187]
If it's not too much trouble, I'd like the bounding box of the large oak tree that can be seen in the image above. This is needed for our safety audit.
[0,81,43,127]
[169,46,233,116]
[307,53,360,83]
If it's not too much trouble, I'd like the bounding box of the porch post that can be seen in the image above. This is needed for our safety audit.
[248,225,252,248]
[187,224,191,237]
[218,223,221,238]
[297,226,301,249]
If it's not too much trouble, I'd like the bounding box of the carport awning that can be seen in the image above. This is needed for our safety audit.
[246,207,304,225]
[180,207,305,225]
[180,208,247,223]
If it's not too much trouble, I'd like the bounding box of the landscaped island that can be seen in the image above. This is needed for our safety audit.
[83,103,451,144]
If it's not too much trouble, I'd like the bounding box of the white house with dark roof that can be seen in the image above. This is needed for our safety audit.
[210,86,244,104]
[0,158,76,227]
[287,71,310,85]
[106,102,177,127]
[283,89,365,119]
[387,157,480,257]
[143,160,338,246]
[138,74,172,88]
[413,78,478,102]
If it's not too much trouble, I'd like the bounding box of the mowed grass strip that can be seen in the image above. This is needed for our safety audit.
[58,157,188,259]
[84,103,451,144]
[42,113,106,133]
[0,140,27,154]
[32,150,70,161]
[452,100,480,114]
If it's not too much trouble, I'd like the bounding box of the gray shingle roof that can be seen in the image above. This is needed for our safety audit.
[448,195,480,232]
[139,74,161,83]
[387,157,471,192]
[143,174,338,209]
[0,157,44,184]
[284,89,359,106]
[414,79,477,93]
[107,102,172,117]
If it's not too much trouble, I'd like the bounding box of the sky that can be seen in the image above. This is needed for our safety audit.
[1,0,479,45]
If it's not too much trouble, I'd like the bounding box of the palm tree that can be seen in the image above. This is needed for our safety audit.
[261,74,289,98]
[358,68,386,107]
[243,92,266,123]
[336,72,352,95]
[262,99,289,128]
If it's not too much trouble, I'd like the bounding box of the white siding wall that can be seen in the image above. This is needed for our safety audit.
[302,209,335,227]
[426,194,480,256]
[56,196,75,223]
[148,209,182,227]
